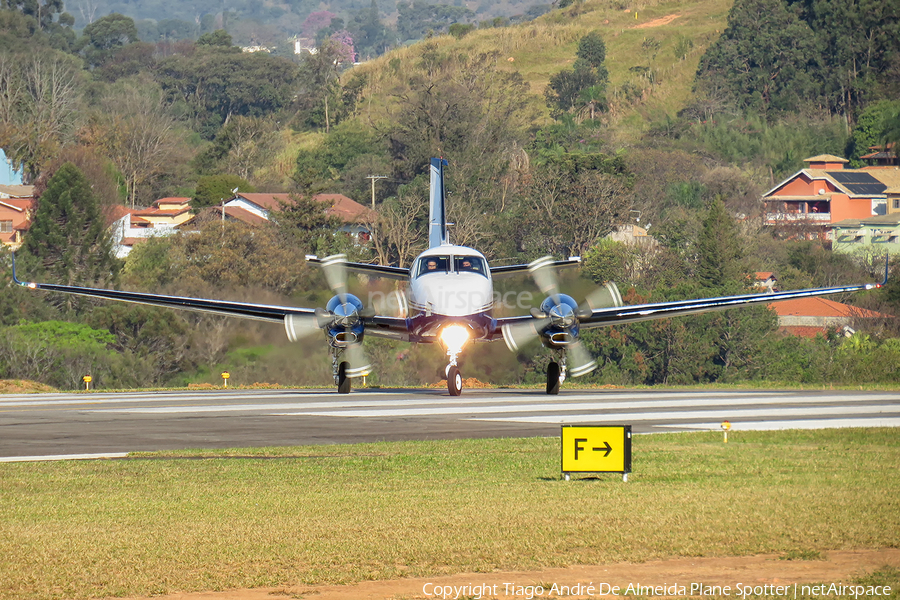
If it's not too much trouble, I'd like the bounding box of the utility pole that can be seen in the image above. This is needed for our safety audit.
[366,175,388,208]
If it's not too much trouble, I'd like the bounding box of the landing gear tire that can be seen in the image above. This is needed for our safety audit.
[546,361,561,395]
[447,365,462,396]
[337,361,351,394]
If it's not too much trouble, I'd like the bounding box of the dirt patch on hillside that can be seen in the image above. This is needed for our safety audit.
[112,548,900,600]
[633,14,680,28]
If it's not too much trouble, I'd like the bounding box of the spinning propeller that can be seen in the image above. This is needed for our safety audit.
[284,254,372,378]
[502,256,623,378]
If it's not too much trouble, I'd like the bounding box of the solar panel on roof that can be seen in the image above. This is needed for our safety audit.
[827,171,887,195]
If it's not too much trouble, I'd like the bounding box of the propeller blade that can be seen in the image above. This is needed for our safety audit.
[371,288,408,319]
[567,339,598,378]
[501,319,544,352]
[284,312,327,343]
[580,282,624,312]
[321,254,349,302]
[528,256,560,301]
[344,343,372,378]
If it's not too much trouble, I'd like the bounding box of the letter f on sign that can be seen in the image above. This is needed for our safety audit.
[574,438,587,460]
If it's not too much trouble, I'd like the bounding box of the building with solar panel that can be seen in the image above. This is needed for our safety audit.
[762,155,900,248]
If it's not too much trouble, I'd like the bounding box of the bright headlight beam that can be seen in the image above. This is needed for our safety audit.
[439,324,470,353]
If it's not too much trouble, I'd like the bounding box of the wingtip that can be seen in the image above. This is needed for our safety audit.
[883,253,890,286]
[10,252,22,285]
[10,252,36,289]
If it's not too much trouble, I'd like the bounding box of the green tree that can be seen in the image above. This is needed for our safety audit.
[296,39,349,132]
[21,163,119,306]
[78,13,139,68]
[846,100,900,166]
[270,194,342,255]
[880,103,900,157]
[192,174,254,212]
[786,0,900,118]
[0,49,83,182]
[0,320,136,389]
[694,0,820,117]
[85,304,191,385]
[696,198,746,291]
[196,29,233,47]
[545,31,609,120]
[156,45,298,137]
[348,0,394,58]
[576,31,609,81]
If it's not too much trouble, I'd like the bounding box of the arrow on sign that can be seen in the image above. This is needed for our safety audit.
[593,441,612,457]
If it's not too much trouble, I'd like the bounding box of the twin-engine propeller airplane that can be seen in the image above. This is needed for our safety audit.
[12,158,885,395]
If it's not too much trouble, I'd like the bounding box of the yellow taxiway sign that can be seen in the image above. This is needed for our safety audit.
[561,425,632,478]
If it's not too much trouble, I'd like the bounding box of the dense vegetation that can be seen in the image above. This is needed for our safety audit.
[1,0,899,389]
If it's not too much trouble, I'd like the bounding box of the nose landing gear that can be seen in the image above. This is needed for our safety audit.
[447,365,462,396]
[445,351,463,396]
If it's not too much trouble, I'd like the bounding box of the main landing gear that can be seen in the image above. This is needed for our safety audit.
[337,360,351,394]
[546,351,567,395]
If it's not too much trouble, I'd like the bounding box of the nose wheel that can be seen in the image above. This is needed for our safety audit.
[447,365,462,396]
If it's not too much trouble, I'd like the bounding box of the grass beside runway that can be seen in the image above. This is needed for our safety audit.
[0,428,898,600]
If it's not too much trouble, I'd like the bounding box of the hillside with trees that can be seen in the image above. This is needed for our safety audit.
[0,0,899,389]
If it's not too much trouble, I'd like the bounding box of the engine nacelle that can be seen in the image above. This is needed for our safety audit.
[325,294,366,347]
[538,293,580,347]
[283,294,368,345]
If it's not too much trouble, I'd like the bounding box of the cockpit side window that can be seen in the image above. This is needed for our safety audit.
[417,256,449,277]
[454,256,486,277]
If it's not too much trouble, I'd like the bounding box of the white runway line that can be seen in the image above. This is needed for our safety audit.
[95,393,898,415]
[0,453,129,463]
[467,405,899,424]
[274,403,898,420]
[650,418,900,431]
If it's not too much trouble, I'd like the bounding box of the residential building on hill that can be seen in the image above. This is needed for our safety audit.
[109,197,193,258]
[859,143,898,167]
[0,184,35,249]
[763,155,900,241]
[110,192,374,257]
[770,297,890,338]
[222,192,374,241]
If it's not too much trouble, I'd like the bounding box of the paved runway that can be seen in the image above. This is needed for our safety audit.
[0,388,898,461]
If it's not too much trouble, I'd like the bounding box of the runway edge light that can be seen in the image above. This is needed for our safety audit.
[561,425,632,483]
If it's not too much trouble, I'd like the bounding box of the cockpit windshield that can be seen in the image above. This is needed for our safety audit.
[415,255,488,278]
[454,256,487,277]
[417,256,450,277]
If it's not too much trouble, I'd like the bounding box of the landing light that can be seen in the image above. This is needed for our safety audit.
[439,324,470,351]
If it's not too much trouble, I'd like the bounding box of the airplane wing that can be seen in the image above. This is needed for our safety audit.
[493,281,883,333]
[490,257,581,278]
[13,254,410,340]
[12,254,317,323]
[362,315,412,341]
[306,255,410,280]
[577,281,882,329]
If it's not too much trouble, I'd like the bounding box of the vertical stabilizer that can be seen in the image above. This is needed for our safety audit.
[428,157,449,248]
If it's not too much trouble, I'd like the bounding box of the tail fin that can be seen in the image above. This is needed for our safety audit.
[428,157,449,248]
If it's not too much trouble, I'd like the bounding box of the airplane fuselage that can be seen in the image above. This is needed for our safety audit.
[406,244,496,344]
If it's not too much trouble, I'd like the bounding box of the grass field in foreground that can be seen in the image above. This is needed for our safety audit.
[1,429,898,600]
